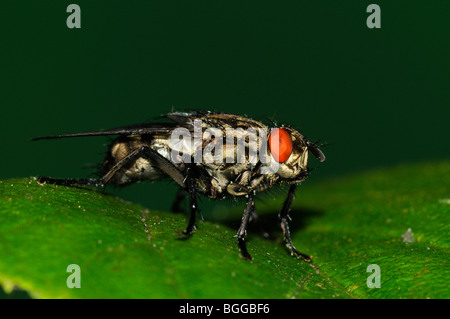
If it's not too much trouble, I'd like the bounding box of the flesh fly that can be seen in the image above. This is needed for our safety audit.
[32,111,325,261]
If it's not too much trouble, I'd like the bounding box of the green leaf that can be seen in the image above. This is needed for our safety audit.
[0,161,448,298]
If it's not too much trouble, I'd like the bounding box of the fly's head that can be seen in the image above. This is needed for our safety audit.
[267,127,325,183]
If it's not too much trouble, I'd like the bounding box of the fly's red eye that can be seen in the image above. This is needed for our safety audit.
[269,128,293,163]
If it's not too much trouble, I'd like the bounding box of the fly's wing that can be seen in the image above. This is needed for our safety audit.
[167,111,268,132]
[166,111,213,130]
[30,122,179,141]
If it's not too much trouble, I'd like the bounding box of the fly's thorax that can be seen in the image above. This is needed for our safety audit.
[165,115,322,193]
[204,127,263,166]
[168,122,266,167]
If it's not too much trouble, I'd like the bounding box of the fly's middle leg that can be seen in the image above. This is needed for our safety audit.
[182,164,198,236]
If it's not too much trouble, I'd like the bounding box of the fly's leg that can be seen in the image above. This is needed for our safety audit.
[171,188,186,214]
[237,192,255,261]
[37,146,186,189]
[279,184,311,262]
[182,164,198,236]
[103,146,194,235]
[36,147,143,187]
[36,147,145,187]
[37,177,103,186]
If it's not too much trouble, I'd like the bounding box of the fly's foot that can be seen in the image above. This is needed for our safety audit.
[287,244,311,262]
[176,225,196,237]
[36,177,47,185]
[238,237,253,262]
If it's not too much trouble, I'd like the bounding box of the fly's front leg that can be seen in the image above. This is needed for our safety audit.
[237,192,255,261]
[279,184,311,262]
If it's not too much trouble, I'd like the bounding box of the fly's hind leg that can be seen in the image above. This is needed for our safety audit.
[38,145,198,237]
[37,146,187,190]
[279,184,311,262]
[37,177,103,187]
[35,147,145,187]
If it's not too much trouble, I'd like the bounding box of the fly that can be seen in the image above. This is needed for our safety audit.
[31,111,325,261]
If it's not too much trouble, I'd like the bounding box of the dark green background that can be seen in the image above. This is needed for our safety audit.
[1,1,449,213]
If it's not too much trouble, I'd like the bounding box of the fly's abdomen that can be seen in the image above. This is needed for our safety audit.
[102,136,167,185]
